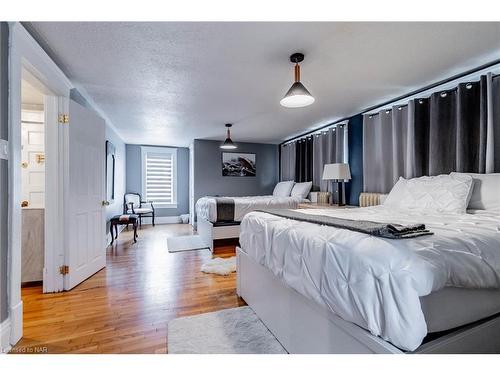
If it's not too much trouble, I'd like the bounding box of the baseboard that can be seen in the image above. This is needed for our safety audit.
[0,318,11,354]
[9,300,23,347]
[141,216,183,225]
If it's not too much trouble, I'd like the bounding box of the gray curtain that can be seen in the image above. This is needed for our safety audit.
[490,74,500,173]
[280,123,347,188]
[295,137,314,183]
[312,125,346,191]
[280,141,296,181]
[363,74,500,193]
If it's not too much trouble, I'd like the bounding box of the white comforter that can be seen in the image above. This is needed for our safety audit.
[196,195,305,222]
[239,206,500,351]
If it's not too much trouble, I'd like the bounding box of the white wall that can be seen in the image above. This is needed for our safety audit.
[105,125,126,235]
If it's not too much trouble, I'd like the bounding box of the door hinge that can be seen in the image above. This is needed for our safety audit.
[59,265,70,275]
[58,114,69,124]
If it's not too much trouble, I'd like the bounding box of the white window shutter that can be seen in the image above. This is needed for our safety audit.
[142,148,177,207]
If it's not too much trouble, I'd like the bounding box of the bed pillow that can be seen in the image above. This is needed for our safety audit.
[291,181,312,199]
[273,181,295,197]
[383,177,408,207]
[451,172,500,211]
[397,174,473,214]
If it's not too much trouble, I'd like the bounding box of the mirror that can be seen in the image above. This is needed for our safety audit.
[106,141,116,203]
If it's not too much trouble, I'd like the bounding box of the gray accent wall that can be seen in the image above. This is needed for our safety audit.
[126,144,189,217]
[192,139,279,206]
[1,22,9,323]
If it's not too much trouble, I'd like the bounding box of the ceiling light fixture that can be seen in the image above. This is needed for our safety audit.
[220,123,237,149]
[280,52,315,108]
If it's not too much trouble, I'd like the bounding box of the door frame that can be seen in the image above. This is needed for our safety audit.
[7,22,72,346]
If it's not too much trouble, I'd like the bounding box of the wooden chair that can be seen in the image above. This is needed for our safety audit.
[123,192,155,227]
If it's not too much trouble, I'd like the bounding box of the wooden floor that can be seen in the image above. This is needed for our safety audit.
[12,224,245,354]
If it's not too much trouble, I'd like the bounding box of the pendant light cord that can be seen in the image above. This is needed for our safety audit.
[294,63,300,82]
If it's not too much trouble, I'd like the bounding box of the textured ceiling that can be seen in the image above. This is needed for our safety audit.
[28,22,500,147]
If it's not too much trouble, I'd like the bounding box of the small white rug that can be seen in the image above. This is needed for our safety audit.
[201,257,236,275]
[167,235,209,253]
[168,307,287,354]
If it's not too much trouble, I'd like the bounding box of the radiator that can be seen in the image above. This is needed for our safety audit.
[359,192,383,207]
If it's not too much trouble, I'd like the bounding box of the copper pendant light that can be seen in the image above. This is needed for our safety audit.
[220,123,237,149]
[280,52,315,108]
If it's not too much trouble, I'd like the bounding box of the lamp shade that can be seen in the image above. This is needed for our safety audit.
[280,82,315,108]
[220,123,237,149]
[322,163,351,181]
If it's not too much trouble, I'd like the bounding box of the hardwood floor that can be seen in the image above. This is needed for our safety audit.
[12,224,245,354]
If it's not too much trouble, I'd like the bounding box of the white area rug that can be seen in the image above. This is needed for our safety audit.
[168,307,287,354]
[201,257,236,275]
[167,235,209,253]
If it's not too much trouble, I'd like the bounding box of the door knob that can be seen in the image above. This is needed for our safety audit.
[102,200,110,206]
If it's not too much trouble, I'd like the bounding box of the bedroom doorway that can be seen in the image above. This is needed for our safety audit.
[19,76,47,291]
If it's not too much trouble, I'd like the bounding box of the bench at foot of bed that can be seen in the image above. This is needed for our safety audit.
[197,217,240,252]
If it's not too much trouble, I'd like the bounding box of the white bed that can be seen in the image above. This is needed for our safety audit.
[196,181,311,251]
[237,173,500,353]
[196,195,306,223]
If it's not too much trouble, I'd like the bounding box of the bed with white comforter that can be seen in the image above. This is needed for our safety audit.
[196,195,306,223]
[239,205,500,351]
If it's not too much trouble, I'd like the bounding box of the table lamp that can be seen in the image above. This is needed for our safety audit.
[322,163,351,206]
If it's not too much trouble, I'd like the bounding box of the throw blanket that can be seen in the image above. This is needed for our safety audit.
[215,197,235,222]
[256,209,433,239]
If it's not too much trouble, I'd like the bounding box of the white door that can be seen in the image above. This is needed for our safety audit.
[21,110,45,208]
[64,100,106,290]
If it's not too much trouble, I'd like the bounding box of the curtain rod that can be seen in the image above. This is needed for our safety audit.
[280,57,500,146]
[282,120,348,145]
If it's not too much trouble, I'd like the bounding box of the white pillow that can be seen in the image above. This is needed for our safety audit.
[273,181,295,197]
[383,177,408,207]
[451,172,500,211]
[397,174,473,214]
[291,181,312,199]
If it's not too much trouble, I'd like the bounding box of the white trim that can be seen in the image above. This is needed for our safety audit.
[7,22,72,346]
[140,146,178,208]
[141,216,183,225]
[8,301,22,346]
[1,318,11,353]
[0,318,11,354]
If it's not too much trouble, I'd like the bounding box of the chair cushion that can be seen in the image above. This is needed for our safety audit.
[127,208,153,214]
[111,214,138,223]
[125,194,141,207]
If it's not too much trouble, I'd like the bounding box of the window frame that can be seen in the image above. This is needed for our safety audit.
[141,146,178,209]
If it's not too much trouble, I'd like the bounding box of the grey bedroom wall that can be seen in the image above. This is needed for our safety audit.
[70,89,127,236]
[126,144,189,217]
[1,22,9,323]
[192,139,279,205]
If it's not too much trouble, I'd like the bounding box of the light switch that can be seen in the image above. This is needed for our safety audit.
[0,139,8,160]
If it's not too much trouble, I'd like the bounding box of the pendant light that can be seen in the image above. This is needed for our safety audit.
[280,52,315,108]
[220,123,237,149]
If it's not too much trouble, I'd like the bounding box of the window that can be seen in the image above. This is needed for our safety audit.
[141,146,177,208]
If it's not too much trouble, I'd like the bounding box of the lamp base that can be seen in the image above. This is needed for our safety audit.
[337,181,345,207]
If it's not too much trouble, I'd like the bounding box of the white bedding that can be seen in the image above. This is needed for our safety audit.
[196,195,306,222]
[239,206,500,351]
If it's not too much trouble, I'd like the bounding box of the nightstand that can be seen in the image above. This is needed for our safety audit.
[298,202,356,209]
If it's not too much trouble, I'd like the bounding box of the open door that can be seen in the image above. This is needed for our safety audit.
[64,99,106,290]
